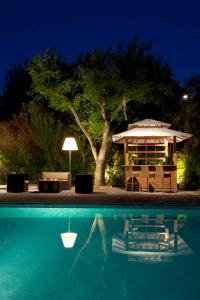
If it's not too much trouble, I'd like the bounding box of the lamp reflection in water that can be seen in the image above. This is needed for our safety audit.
[61,215,77,248]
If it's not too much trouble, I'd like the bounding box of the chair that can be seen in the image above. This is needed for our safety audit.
[155,166,164,192]
[155,166,171,192]
[125,166,133,191]
[125,166,140,191]
[141,166,153,192]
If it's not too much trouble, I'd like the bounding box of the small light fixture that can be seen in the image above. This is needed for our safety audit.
[61,216,77,248]
[61,232,77,248]
[182,94,189,100]
[62,137,78,172]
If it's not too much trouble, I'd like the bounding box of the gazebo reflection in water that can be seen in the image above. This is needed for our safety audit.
[112,119,192,193]
[112,214,193,264]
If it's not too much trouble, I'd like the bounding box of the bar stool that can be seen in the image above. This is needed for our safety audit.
[126,166,133,191]
[126,166,141,191]
[155,166,171,192]
[155,166,164,192]
[141,166,151,192]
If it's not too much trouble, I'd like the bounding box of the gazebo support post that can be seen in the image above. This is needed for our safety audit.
[125,138,129,166]
[164,139,169,157]
[173,136,177,164]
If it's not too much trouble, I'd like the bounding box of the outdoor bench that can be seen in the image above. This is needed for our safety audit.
[38,172,71,191]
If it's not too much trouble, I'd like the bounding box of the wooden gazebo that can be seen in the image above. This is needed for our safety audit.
[113,119,192,192]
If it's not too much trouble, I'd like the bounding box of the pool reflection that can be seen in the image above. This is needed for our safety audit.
[0,207,199,300]
[112,214,193,264]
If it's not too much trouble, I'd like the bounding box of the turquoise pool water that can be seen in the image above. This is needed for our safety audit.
[0,206,200,300]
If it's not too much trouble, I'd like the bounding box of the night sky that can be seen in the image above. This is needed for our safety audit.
[0,0,200,91]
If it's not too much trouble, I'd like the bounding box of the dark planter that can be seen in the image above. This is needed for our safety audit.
[75,174,93,193]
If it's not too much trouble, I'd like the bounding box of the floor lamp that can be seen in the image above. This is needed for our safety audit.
[62,137,78,172]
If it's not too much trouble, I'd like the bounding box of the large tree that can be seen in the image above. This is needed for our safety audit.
[178,76,200,189]
[0,63,32,120]
[29,40,178,186]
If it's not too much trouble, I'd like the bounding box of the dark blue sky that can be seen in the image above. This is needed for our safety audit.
[0,0,200,90]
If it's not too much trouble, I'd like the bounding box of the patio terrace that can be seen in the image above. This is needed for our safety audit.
[0,185,200,206]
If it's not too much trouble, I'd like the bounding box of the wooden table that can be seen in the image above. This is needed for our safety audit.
[38,180,62,193]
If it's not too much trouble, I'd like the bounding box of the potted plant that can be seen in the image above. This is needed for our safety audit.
[128,152,137,165]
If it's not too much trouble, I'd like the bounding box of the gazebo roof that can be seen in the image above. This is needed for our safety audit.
[128,118,171,129]
[113,119,192,144]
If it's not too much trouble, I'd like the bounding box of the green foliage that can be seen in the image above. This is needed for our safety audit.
[83,112,104,142]
[128,152,138,164]
[184,148,200,190]
[0,102,76,182]
[105,151,124,186]
[29,51,70,110]
[175,145,199,191]
[0,112,38,180]
[29,41,177,142]
[176,153,187,189]
[177,214,187,228]
[27,101,66,170]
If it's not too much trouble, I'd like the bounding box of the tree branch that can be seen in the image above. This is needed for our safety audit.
[98,100,108,123]
[110,98,125,123]
[97,99,111,158]
[68,104,98,160]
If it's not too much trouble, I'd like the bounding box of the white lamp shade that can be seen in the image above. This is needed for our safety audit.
[62,137,78,150]
[61,232,77,248]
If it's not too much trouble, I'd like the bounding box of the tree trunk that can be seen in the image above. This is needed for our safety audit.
[94,124,110,186]
[95,156,106,186]
[69,104,111,186]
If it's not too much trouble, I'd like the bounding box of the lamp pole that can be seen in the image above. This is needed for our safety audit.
[62,137,78,173]
[69,150,71,173]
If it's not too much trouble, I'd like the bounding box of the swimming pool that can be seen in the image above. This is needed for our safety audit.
[0,205,200,300]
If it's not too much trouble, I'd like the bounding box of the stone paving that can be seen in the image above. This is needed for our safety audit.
[0,185,200,206]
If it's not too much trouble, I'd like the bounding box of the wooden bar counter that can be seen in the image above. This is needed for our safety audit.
[125,165,177,192]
